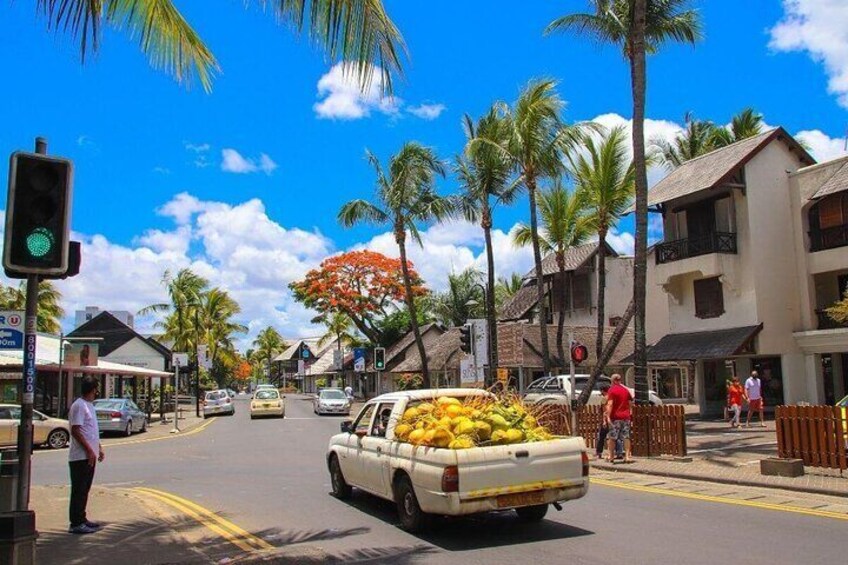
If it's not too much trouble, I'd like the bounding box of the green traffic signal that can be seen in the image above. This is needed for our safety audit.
[26,227,55,258]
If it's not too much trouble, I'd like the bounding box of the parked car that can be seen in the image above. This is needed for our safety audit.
[202,390,235,418]
[93,399,148,436]
[523,375,663,406]
[313,388,351,415]
[327,389,589,532]
[226,388,237,398]
[250,389,285,419]
[0,404,71,449]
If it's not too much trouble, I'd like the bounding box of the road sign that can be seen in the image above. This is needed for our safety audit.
[353,348,366,372]
[468,319,488,367]
[172,353,189,367]
[0,310,24,350]
[460,358,476,384]
[197,344,212,369]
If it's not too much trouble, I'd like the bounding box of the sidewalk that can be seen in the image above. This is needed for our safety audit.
[98,408,208,447]
[591,419,848,497]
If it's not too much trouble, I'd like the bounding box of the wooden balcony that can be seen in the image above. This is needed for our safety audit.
[655,232,738,265]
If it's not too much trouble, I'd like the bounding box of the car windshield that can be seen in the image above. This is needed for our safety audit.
[93,400,124,411]
[255,390,279,400]
[205,391,226,401]
[321,390,347,400]
[527,378,550,391]
[838,395,848,407]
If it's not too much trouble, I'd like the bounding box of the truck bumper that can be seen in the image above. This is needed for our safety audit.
[416,480,589,516]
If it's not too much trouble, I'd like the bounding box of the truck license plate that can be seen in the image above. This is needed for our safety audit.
[497,490,546,508]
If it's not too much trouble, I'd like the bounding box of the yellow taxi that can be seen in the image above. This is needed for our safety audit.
[250,389,285,419]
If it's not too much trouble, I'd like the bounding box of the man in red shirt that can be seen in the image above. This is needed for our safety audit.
[605,373,633,463]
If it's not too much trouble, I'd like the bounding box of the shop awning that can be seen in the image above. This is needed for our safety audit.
[640,324,763,362]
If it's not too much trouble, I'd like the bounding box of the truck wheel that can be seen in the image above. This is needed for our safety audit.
[329,455,352,499]
[515,504,549,522]
[394,476,430,533]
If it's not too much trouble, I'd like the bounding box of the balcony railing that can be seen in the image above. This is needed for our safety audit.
[655,232,738,265]
[809,223,848,252]
[816,309,848,330]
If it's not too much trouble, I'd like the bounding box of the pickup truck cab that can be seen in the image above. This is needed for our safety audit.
[523,375,663,406]
[327,388,589,532]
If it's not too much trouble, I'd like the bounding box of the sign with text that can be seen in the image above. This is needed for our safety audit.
[64,342,99,368]
[0,310,24,350]
[172,352,189,367]
[353,348,366,372]
[468,319,488,367]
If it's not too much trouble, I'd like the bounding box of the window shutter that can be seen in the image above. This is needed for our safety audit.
[694,277,724,319]
[572,274,590,309]
[819,196,843,229]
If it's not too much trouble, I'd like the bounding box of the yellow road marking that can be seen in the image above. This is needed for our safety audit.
[134,487,274,553]
[105,417,216,447]
[590,477,848,521]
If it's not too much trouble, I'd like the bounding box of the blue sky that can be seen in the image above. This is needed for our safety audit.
[1,0,847,342]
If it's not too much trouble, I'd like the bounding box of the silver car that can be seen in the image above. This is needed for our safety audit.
[313,388,351,415]
[203,389,235,418]
[93,399,148,436]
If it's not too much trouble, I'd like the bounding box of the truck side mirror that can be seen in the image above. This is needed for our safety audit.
[340,420,353,434]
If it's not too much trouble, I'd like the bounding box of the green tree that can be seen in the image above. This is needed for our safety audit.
[338,143,453,387]
[200,288,248,387]
[0,280,65,334]
[455,108,520,373]
[514,184,593,371]
[433,268,485,328]
[493,79,586,375]
[494,273,524,316]
[569,125,636,359]
[710,107,764,147]
[32,0,405,93]
[139,268,208,353]
[252,326,287,381]
[548,0,702,402]
[317,311,360,353]
[652,112,717,170]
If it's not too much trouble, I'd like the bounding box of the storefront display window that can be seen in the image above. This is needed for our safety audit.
[651,367,689,399]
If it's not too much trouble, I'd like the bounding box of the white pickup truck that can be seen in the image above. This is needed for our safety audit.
[326,388,589,532]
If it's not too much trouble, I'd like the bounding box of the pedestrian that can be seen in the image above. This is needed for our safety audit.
[68,375,105,534]
[745,370,766,427]
[344,385,353,401]
[596,385,624,460]
[605,373,633,463]
[726,375,746,429]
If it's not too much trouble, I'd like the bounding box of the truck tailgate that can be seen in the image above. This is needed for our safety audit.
[454,437,586,500]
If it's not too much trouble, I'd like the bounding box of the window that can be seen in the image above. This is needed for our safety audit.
[694,277,724,319]
[0,407,12,419]
[372,403,395,437]
[354,404,376,436]
[572,274,590,310]
[819,195,844,229]
[651,367,689,399]
[543,379,563,392]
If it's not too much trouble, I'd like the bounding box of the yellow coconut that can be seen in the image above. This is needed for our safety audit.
[394,424,413,441]
[437,396,462,407]
[453,418,476,436]
[448,437,476,450]
[438,416,453,428]
[505,428,525,444]
[474,420,492,440]
[417,402,435,414]
[490,429,509,444]
[524,415,537,429]
[403,407,420,421]
[431,427,455,448]
[423,429,437,446]
[444,404,464,419]
[408,428,426,445]
[486,414,510,431]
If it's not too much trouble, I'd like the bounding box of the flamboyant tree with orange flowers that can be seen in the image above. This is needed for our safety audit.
[290,250,427,344]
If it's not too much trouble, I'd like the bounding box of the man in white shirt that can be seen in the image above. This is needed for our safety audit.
[68,375,105,534]
[745,370,765,427]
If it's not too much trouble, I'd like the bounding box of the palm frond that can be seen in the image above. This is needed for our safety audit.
[338,199,389,227]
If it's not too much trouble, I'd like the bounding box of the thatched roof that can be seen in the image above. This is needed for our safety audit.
[532,241,614,278]
[499,286,541,322]
[392,328,463,373]
[812,160,848,200]
[498,322,634,369]
[638,128,813,210]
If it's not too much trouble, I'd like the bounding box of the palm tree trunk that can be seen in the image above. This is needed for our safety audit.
[596,229,607,360]
[630,0,650,404]
[397,230,430,387]
[482,205,499,383]
[556,257,567,374]
[578,300,634,405]
[527,175,551,375]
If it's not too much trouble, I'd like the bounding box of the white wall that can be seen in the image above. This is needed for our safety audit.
[106,338,167,372]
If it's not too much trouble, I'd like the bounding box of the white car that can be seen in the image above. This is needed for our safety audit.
[313,388,351,415]
[250,389,285,419]
[202,390,235,418]
[0,404,70,449]
[327,389,589,532]
[523,375,663,406]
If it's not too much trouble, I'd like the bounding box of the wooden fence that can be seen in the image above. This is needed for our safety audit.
[775,405,846,471]
[535,403,687,457]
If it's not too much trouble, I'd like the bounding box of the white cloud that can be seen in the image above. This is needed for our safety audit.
[184,142,210,153]
[796,129,848,162]
[221,149,278,175]
[156,192,208,225]
[606,229,635,256]
[153,166,171,175]
[407,103,446,120]
[770,0,848,108]
[314,63,401,120]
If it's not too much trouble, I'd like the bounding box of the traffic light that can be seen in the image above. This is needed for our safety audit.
[4,152,73,275]
[374,347,386,370]
[459,324,472,354]
[570,342,589,365]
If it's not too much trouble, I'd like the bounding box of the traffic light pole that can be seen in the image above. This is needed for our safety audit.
[15,273,39,512]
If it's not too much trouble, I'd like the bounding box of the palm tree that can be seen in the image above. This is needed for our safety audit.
[200,288,248,387]
[139,268,208,353]
[652,112,717,170]
[433,268,486,328]
[493,79,586,376]
[339,142,453,387]
[455,108,520,375]
[32,1,405,93]
[494,273,524,316]
[317,311,358,352]
[514,184,593,372]
[547,0,702,402]
[252,326,287,381]
[710,107,765,148]
[569,126,636,359]
[0,281,65,334]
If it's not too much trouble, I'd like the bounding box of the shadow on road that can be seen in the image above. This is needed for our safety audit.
[334,491,594,552]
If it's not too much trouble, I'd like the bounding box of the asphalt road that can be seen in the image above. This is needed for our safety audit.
[32,395,846,564]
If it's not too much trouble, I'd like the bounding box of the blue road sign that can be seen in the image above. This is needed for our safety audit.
[0,311,24,350]
[353,348,366,372]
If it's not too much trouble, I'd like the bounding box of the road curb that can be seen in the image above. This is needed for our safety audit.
[590,461,848,498]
